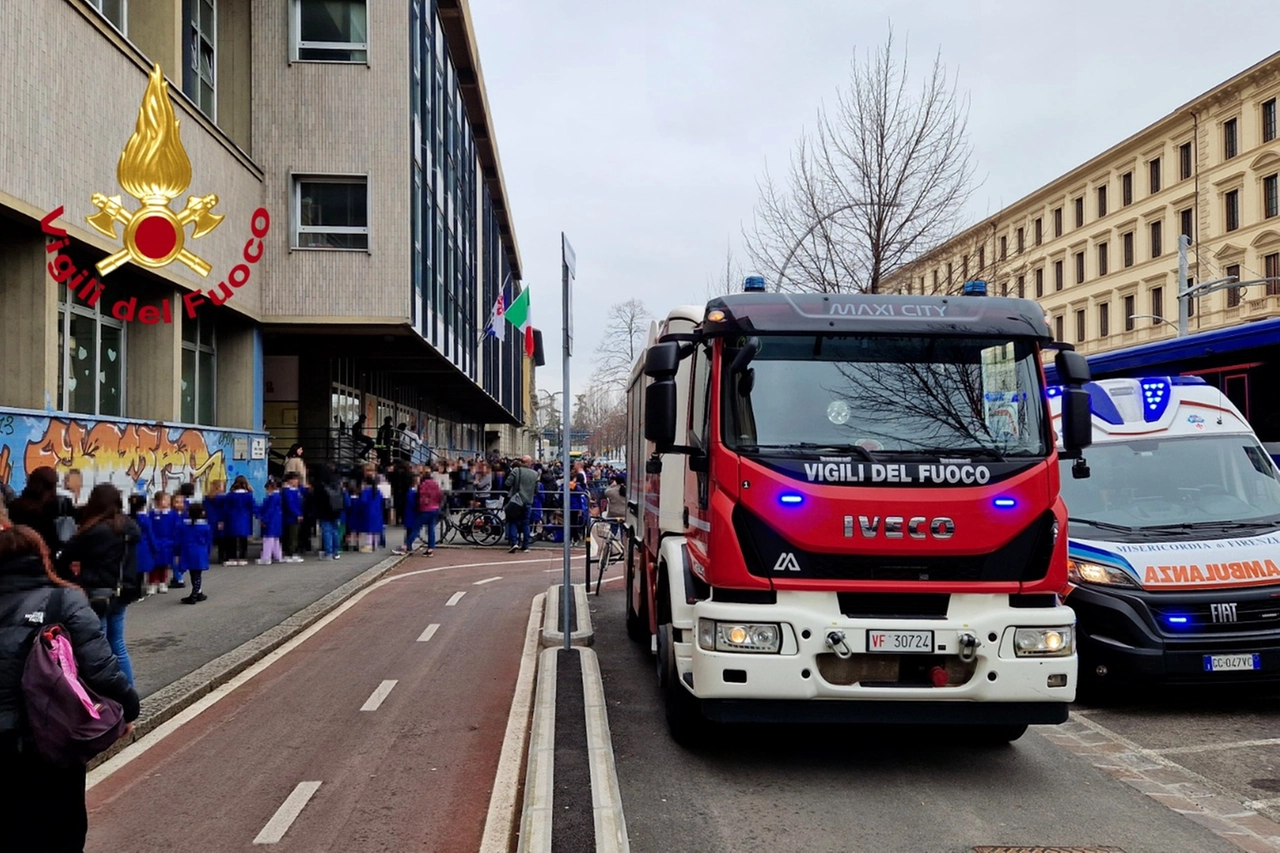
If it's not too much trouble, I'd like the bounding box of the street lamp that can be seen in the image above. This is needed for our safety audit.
[1128,313,1179,333]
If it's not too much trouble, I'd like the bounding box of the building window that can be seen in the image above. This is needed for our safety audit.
[1150,220,1163,258]
[1224,117,1239,160]
[1123,231,1134,268]
[184,0,216,119]
[999,236,1007,261]
[1054,315,1064,342]
[1097,242,1108,277]
[1265,174,1278,219]
[1179,208,1194,242]
[1179,142,1193,180]
[932,269,938,291]
[1074,196,1084,228]
[1072,309,1084,343]
[1225,189,1240,232]
[1151,286,1164,323]
[295,177,369,249]
[1227,264,1243,308]
[1099,302,1110,338]
[1034,267,1044,297]
[1122,171,1133,206]
[1149,157,1161,194]
[1053,207,1063,238]
[962,255,969,279]
[999,280,1008,297]
[181,316,216,424]
[1097,185,1107,218]
[56,281,125,417]
[1264,98,1278,144]
[1034,217,1043,245]
[1123,294,1135,331]
[294,0,368,62]
[87,0,126,33]
[1016,227,1024,254]
[946,262,953,286]
[1074,251,1085,284]
[1265,252,1280,295]
[1016,274,1025,298]
[978,246,985,270]
[1054,259,1064,291]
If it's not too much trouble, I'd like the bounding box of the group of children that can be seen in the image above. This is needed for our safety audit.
[123,471,394,605]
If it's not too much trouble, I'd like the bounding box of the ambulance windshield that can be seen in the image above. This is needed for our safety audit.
[722,335,1047,458]
[1060,436,1280,534]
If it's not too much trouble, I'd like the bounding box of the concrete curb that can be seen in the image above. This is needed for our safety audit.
[580,647,630,853]
[480,592,546,853]
[541,583,593,647]
[517,647,560,853]
[88,553,405,770]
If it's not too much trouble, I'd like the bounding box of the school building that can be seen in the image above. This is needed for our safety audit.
[0,0,534,500]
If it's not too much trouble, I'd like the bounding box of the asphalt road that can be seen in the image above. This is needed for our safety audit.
[588,583,1243,853]
[85,549,561,852]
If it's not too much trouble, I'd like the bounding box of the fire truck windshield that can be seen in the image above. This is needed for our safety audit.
[723,335,1047,458]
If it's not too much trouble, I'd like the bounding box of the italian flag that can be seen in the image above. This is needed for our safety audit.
[505,286,535,358]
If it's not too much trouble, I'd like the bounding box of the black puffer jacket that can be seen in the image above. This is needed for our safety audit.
[56,517,142,605]
[0,555,140,734]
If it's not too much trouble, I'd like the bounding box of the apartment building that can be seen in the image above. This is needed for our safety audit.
[887,52,1280,356]
[0,0,530,499]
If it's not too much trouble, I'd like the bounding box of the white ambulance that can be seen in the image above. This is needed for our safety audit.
[1049,376,1280,696]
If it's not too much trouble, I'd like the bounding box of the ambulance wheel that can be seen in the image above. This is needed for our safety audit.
[625,546,649,643]
[658,621,706,747]
[975,724,1027,744]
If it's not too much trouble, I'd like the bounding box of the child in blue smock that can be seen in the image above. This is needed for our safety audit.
[224,475,256,565]
[257,478,283,564]
[344,481,362,552]
[150,491,177,595]
[205,480,226,565]
[129,494,156,595]
[177,502,213,604]
[169,492,190,587]
[360,476,383,552]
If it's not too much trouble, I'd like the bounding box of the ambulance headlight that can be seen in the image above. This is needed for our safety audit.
[698,619,781,653]
[1068,559,1140,588]
[1014,627,1074,657]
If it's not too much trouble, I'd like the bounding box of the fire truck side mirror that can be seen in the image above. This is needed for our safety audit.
[1060,387,1094,458]
[1054,350,1091,386]
[644,341,681,378]
[645,379,677,448]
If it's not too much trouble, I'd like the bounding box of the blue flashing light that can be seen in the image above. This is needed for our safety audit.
[1045,385,1063,398]
[993,497,1017,508]
[779,493,804,505]
[962,279,987,296]
[743,275,767,292]
[1166,615,1189,625]
[1139,378,1172,422]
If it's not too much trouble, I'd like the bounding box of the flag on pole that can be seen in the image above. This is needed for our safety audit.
[504,285,536,358]
[483,273,512,342]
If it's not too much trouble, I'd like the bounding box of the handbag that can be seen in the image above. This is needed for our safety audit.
[21,591,127,766]
[87,530,136,616]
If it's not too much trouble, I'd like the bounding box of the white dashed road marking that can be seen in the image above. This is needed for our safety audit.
[416,624,440,643]
[253,781,322,845]
[446,591,466,606]
[474,576,503,585]
[360,680,398,712]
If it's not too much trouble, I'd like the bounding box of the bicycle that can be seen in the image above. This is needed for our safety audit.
[589,516,627,594]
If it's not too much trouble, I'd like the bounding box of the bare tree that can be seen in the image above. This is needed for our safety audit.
[592,298,651,390]
[706,239,745,300]
[745,29,976,294]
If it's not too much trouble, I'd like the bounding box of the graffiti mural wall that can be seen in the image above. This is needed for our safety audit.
[0,409,268,503]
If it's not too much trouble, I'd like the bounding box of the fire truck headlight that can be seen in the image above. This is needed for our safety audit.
[698,619,782,653]
[1013,627,1074,657]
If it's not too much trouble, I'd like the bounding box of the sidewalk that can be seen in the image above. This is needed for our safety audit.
[122,530,407,698]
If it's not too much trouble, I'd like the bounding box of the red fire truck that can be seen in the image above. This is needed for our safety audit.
[623,283,1095,744]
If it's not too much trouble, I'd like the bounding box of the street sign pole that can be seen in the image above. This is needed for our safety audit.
[561,233,576,652]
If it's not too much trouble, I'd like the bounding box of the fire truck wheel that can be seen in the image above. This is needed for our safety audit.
[974,724,1027,744]
[625,555,649,643]
[658,621,707,746]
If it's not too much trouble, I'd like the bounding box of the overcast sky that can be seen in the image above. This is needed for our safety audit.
[468,0,1280,396]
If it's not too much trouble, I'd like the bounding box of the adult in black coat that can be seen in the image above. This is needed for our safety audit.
[7,466,75,559]
[56,484,142,688]
[0,512,140,852]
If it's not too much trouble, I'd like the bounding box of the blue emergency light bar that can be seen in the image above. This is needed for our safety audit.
[962,280,987,296]
[743,275,766,292]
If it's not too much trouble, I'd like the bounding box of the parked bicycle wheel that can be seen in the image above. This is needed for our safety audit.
[435,511,459,546]
[461,509,504,546]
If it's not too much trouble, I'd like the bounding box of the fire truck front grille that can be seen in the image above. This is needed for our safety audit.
[815,653,977,687]
[733,505,1055,584]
